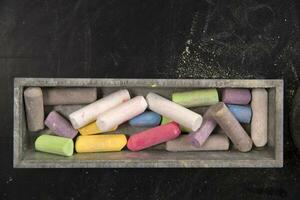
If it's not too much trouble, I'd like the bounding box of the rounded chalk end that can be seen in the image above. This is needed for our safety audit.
[136,96,148,108]
[69,114,81,129]
[252,138,267,148]
[239,140,253,152]
[191,116,203,132]
[74,136,82,153]
[127,137,139,152]
[145,92,157,106]
[63,139,74,156]
[24,87,43,97]
[121,89,131,100]
[169,122,181,136]
[34,135,43,151]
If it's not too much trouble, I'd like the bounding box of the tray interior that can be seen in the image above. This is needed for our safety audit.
[19,86,277,166]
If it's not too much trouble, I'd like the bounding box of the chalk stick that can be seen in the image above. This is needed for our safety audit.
[210,102,252,152]
[160,106,209,132]
[45,111,78,139]
[161,116,191,132]
[146,92,203,131]
[24,87,44,132]
[222,88,251,105]
[172,89,219,108]
[127,122,181,151]
[227,104,252,124]
[96,96,148,132]
[251,88,268,147]
[43,87,97,105]
[78,122,117,135]
[187,106,217,147]
[35,134,74,156]
[69,89,130,129]
[54,104,85,119]
[129,111,161,127]
[75,134,127,153]
[166,134,229,152]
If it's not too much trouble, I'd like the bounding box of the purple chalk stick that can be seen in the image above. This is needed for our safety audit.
[187,107,217,147]
[45,111,78,139]
[222,88,251,105]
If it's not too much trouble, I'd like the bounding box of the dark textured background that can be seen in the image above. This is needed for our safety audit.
[1,0,300,199]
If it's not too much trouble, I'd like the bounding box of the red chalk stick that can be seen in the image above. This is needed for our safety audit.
[127,122,181,151]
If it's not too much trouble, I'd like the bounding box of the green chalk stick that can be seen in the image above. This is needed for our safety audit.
[172,89,219,108]
[35,134,74,156]
[161,116,191,132]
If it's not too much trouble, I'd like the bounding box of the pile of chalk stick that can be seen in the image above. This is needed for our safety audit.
[23,87,268,157]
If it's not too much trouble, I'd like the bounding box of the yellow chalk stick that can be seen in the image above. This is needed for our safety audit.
[78,122,117,135]
[75,134,127,153]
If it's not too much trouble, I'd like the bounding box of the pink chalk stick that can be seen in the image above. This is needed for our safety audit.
[222,88,251,105]
[127,122,181,151]
[187,108,217,147]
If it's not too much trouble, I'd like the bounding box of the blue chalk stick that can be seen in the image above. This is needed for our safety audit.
[129,111,161,127]
[227,104,252,124]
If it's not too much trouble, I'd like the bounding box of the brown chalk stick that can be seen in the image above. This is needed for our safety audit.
[43,88,97,105]
[24,87,44,132]
[210,102,252,152]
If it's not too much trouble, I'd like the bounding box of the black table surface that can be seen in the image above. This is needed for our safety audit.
[1,0,300,199]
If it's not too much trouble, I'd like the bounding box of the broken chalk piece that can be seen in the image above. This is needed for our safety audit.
[35,134,74,156]
[96,96,148,132]
[54,104,86,119]
[69,89,130,129]
[24,87,45,132]
[127,122,181,151]
[45,111,78,139]
[43,87,97,105]
[166,134,229,152]
[75,134,127,153]
[78,122,117,135]
[172,89,219,108]
[222,88,251,105]
[210,102,252,152]
[227,104,252,124]
[146,92,203,131]
[251,88,268,147]
[129,111,161,127]
[187,106,217,147]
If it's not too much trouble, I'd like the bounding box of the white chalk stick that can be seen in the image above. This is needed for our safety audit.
[146,92,203,131]
[69,89,130,129]
[251,88,268,147]
[96,96,148,132]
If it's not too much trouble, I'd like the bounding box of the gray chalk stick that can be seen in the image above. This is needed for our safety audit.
[166,134,229,152]
[210,102,252,152]
[24,87,44,132]
[43,87,97,105]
